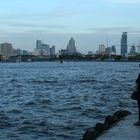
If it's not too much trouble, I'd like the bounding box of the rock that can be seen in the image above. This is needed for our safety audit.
[94,123,106,133]
[82,127,98,140]
[104,115,114,128]
[82,110,131,140]
[112,114,119,123]
[113,110,131,120]
[83,123,106,140]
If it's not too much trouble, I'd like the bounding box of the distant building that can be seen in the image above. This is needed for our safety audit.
[35,40,50,56]
[121,32,127,57]
[110,45,116,55]
[129,45,136,55]
[0,42,13,57]
[59,49,68,55]
[36,40,42,49]
[96,44,109,55]
[86,51,95,58]
[41,44,50,56]
[67,38,77,55]
[13,48,22,56]
[34,49,43,56]
[105,47,111,54]
[88,51,94,55]
[99,44,106,52]
[136,45,140,54]
[23,50,28,55]
[50,45,55,56]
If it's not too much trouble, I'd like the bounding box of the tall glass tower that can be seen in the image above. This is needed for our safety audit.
[121,32,127,57]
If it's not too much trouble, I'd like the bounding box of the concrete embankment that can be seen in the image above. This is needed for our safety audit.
[83,110,133,140]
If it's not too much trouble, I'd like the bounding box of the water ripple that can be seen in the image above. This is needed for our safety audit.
[0,62,138,140]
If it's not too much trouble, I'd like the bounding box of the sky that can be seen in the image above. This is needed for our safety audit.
[0,0,140,54]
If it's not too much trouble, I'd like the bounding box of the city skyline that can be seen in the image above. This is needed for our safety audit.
[0,0,140,53]
[0,34,139,57]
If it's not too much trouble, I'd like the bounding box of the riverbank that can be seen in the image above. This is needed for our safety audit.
[1,59,140,63]
[1,54,140,62]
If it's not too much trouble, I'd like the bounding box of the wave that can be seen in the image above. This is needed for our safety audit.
[30,80,57,84]
[0,112,13,128]
[7,109,22,114]
[25,101,38,106]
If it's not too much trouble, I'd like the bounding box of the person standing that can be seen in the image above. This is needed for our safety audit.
[132,74,140,126]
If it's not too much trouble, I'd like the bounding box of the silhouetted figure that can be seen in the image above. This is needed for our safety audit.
[133,74,140,126]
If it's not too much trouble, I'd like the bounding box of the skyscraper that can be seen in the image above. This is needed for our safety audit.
[36,40,42,49]
[121,32,127,57]
[130,45,136,54]
[35,40,50,56]
[0,42,13,57]
[67,38,77,55]
[50,45,55,56]
[99,44,106,52]
[110,45,116,55]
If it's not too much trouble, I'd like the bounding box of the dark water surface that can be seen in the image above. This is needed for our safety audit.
[0,62,139,140]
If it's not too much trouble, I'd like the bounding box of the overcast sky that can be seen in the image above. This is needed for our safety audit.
[0,0,140,54]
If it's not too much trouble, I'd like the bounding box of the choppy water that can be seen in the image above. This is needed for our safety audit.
[0,62,139,140]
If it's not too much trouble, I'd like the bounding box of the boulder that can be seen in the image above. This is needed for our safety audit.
[83,123,106,140]
[112,114,119,123]
[82,127,98,140]
[113,110,131,120]
[94,123,106,132]
[82,110,131,140]
[104,115,114,127]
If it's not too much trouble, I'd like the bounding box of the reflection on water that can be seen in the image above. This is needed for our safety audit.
[0,62,139,140]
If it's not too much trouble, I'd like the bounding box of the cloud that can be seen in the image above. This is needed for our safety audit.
[0,29,12,37]
[10,23,68,29]
[87,27,140,34]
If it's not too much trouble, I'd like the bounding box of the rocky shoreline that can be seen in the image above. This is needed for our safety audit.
[82,110,131,140]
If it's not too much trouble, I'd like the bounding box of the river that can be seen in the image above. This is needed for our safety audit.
[0,62,139,140]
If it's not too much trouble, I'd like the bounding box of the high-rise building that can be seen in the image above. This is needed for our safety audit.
[36,40,42,49]
[99,44,106,52]
[130,45,136,54]
[121,32,127,57]
[50,45,55,56]
[35,40,50,56]
[105,47,111,54]
[41,44,50,56]
[96,44,110,55]
[0,42,13,57]
[67,38,77,55]
[110,45,116,55]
